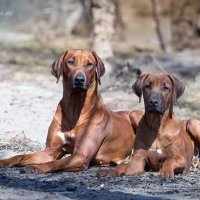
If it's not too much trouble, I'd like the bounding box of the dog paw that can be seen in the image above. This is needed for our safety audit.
[125,167,144,176]
[99,164,127,176]
[0,160,10,168]
[99,169,118,176]
[27,164,48,174]
[98,169,110,176]
[159,167,174,178]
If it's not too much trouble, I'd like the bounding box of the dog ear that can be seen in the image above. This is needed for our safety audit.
[51,51,68,83]
[92,51,105,85]
[168,74,185,102]
[168,74,185,118]
[132,74,149,103]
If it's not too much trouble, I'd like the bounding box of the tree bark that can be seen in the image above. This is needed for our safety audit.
[170,0,200,50]
[151,0,166,52]
[91,0,116,61]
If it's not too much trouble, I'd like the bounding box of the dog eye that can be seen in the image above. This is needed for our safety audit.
[145,84,152,90]
[163,86,169,92]
[67,59,75,65]
[86,61,93,67]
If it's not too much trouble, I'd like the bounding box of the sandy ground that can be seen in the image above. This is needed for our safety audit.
[0,64,200,200]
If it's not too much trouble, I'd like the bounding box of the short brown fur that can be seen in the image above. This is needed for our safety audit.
[0,49,143,173]
[100,73,200,178]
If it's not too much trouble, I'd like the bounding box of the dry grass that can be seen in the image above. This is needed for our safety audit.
[179,78,200,118]
[0,35,90,68]
[0,132,42,153]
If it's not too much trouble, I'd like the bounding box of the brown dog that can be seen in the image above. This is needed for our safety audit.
[100,73,200,178]
[0,49,142,173]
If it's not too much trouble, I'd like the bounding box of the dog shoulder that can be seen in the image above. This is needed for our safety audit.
[129,110,144,129]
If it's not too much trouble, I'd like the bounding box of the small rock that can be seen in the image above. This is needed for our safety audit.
[66,185,77,191]
[19,168,26,174]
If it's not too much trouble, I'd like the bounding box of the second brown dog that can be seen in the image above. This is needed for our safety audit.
[101,73,200,178]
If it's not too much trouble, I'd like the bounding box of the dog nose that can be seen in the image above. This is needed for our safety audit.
[149,98,159,107]
[74,75,85,85]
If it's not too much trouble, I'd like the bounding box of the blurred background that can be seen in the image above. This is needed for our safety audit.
[0,0,200,144]
[1,0,200,67]
[0,1,200,198]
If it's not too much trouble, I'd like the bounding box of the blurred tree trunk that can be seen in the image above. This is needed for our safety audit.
[91,0,116,64]
[170,0,200,50]
[81,0,93,36]
[64,0,83,36]
[151,0,167,52]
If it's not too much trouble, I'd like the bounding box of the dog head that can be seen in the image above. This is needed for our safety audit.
[132,73,185,118]
[51,49,105,92]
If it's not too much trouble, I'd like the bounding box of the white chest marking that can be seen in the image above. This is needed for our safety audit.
[69,133,75,139]
[156,148,163,155]
[56,131,70,145]
[149,148,163,155]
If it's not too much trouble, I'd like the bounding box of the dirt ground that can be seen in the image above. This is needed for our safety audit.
[0,51,200,199]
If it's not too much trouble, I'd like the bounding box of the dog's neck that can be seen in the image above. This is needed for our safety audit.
[138,109,180,151]
[143,109,175,133]
[61,79,103,129]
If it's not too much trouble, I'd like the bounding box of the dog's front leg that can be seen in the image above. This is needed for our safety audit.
[27,124,107,173]
[27,152,88,173]
[159,155,186,178]
[119,149,146,176]
[100,149,147,176]
[0,146,65,168]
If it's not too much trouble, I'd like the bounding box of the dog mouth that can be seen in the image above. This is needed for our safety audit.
[147,107,165,115]
[71,84,88,92]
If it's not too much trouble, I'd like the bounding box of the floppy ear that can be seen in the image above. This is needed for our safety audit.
[92,51,105,85]
[51,51,68,83]
[132,74,149,103]
[168,74,185,102]
[168,74,185,118]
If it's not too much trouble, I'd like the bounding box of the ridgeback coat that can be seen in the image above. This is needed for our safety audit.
[100,73,200,178]
[0,49,142,173]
